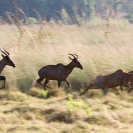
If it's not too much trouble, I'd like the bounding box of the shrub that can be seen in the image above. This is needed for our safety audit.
[28,17,37,24]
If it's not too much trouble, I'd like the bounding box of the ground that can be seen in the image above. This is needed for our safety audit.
[0,87,133,133]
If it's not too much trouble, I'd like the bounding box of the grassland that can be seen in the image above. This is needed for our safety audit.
[0,18,133,132]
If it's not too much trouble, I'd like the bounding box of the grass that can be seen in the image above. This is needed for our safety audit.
[2,23,133,92]
[0,18,133,132]
[0,89,133,133]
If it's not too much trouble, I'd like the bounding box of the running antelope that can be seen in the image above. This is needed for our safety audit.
[36,54,83,90]
[0,49,15,89]
[80,69,133,95]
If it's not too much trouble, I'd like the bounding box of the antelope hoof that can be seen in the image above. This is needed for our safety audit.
[64,86,71,91]
[43,88,47,91]
[44,85,52,89]
[128,89,132,93]
[46,86,52,89]
[120,88,123,91]
[120,86,123,91]
[0,86,5,89]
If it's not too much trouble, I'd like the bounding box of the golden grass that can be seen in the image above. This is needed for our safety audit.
[2,21,133,91]
[0,89,133,133]
[0,18,133,132]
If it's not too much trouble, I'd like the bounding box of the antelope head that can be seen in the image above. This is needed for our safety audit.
[0,49,16,68]
[68,53,83,70]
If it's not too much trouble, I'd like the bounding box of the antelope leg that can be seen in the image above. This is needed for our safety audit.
[127,82,133,93]
[58,80,61,88]
[64,80,71,90]
[80,82,94,95]
[44,79,52,89]
[0,76,6,89]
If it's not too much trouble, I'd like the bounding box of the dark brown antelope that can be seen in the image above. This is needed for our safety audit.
[80,69,133,95]
[106,71,133,94]
[0,49,15,89]
[36,54,83,90]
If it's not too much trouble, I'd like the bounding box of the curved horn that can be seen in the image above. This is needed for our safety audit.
[69,53,75,59]
[73,54,78,59]
[4,49,9,55]
[69,53,78,59]
[0,49,8,56]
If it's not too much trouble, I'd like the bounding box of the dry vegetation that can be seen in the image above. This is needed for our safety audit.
[0,18,133,132]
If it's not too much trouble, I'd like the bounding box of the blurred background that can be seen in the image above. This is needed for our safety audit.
[0,1,133,132]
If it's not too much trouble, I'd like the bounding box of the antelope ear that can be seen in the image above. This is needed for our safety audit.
[1,54,5,58]
[68,56,73,60]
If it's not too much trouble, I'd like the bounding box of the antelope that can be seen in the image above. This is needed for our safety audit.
[36,54,83,90]
[122,71,133,93]
[107,71,133,93]
[0,49,15,89]
[80,69,133,95]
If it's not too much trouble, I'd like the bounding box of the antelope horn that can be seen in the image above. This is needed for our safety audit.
[72,54,78,59]
[69,53,76,59]
[69,53,78,59]
[0,49,8,56]
[4,49,9,55]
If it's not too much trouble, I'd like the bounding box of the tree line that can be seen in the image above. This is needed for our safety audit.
[0,0,133,23]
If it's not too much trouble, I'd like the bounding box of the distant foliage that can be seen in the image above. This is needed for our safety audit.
[1,0,133,24]
[125,13,133,23]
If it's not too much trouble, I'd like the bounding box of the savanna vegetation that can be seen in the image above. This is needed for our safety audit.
[0,0,133,133]
[1,0,133,24]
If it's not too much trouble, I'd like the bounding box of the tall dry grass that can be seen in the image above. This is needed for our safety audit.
[0,18,133,133]
[1,19,133,92]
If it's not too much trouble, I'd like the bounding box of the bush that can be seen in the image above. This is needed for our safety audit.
[28,17,37,24]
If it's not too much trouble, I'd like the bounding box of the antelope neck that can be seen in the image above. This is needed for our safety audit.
[65,61,75,75]
[0,59,6,74]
